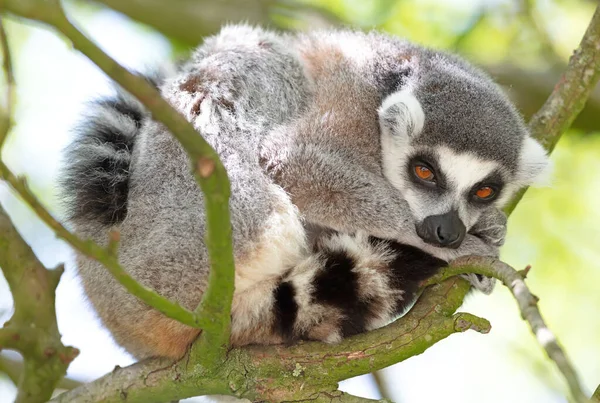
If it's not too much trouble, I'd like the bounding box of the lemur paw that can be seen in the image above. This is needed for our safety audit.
[461,273,496,295]
[460,208,505,294]
[469,208,507,248]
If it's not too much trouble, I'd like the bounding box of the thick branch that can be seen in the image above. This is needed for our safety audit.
[1,0,236,366]
[51,278,486,403]
[0,205,79,403]
[425,257,588,403]
[285,390,390,402]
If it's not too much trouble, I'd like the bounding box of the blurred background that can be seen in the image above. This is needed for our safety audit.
[0,0,599,402]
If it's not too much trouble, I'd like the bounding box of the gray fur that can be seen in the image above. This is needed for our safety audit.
[61,25,547,359]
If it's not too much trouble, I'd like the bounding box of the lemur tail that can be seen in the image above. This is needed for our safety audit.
[61,73,164,226]
[231,232,446,346]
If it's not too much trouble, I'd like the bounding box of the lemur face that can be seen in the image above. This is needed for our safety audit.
[378,88,550,249]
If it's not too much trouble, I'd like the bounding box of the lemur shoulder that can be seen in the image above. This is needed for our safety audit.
[61,25,550,359]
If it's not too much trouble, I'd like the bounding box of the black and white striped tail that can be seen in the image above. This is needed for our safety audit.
[232,231,447,346]
[60,73,164,226]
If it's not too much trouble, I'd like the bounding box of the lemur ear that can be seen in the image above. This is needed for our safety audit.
[378,89,425,144]
[515,136,553,187]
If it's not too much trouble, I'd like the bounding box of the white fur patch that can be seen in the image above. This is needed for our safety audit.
[287,255,340,337]
[436,146,500,194]
[95,104,139,140]
[234,185,306,293]
[378,89,425,195]
[230,279,279,336]
[378,89,425,140]
[515,136,552,187]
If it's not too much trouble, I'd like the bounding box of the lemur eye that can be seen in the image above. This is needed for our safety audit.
[414,165,435,181]
[475,186,495,200]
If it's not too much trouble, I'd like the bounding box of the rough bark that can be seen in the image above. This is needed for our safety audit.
[51,279,484,403]
[0,205,79,403]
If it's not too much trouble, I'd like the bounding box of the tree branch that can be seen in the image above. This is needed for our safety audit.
[505,5,600,214]
[592,384,600,402]
[424,258,588,403]
[0,17,14,148]
[0,354,19,385]
[51,278,485,403]
[0,355,83,390]
[1,0,237,367]
[285,390,391,402]
[0,204,79,403]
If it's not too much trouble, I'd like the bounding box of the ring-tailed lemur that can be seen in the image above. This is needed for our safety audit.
[60,25,550,359]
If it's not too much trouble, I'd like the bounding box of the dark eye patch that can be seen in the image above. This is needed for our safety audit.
[406,151,447,192]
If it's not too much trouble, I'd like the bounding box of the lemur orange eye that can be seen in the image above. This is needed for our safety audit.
[415,165,434,181]
[475,186,494,199]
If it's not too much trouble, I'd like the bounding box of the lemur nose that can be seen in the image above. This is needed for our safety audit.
[416,211,466,249]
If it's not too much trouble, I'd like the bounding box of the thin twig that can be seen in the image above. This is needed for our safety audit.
[0,16,15,147]
[592,384,600,402]
[424,257,588,403]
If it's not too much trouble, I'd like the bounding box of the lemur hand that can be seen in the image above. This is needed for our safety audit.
[469,207,508,249]
[460,208,507,294]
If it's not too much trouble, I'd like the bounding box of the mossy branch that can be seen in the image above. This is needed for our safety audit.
[0,205,80,403]
[0,355,83,391]
[1,0,236,368]
[0,15,79,403]
[51,278,484,403]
